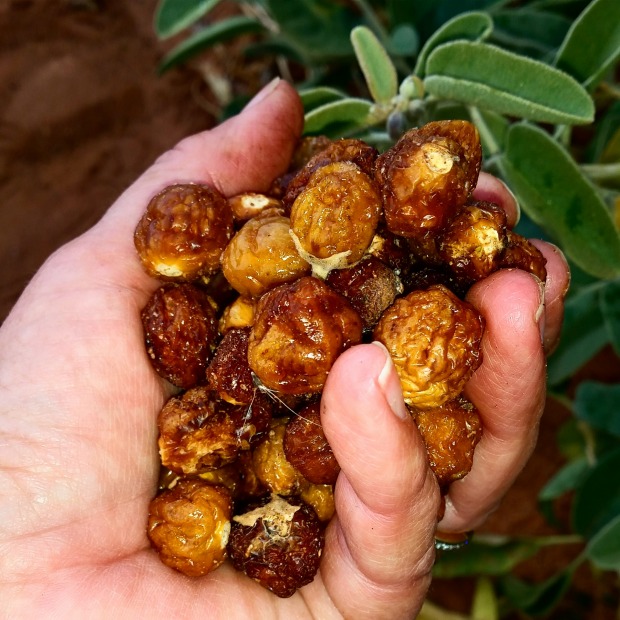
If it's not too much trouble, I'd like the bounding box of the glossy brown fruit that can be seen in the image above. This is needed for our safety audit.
[147,479,233,577]
[283,402,340,485]
[500,230,548,282]
[373,284,484,409]
[438,200,508,284]
[325,255,403,329]
[221,210,310,297]
[134,183,233,281]
[248,276,363,394]
[228,495,324,598]
[141,283,218,389]
[376,120,481,240]
[289,161,382,276]
[412,396,482,488]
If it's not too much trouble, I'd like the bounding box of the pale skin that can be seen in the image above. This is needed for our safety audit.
[0,79,569,619]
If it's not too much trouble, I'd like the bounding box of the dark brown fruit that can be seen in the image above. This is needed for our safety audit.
[228,495,324,597]
[248,276,363,395]
[283,138,379,208]
[141,283,218,389]
[325,255,403,329]
[206,327,255,405]
[411,396,482,488]
[158,386,270,475]
[284,402,340,485]
[134,183,233,281]
[373,284,484,409]
[376,120,481,240]
[438,200,508,284]
[500,230,548,282]
[147,479,233,577]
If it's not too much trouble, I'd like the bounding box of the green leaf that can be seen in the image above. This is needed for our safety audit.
[303,98,373,135]
[433,537,541,578]
[351,26,398,105]
[265,0,358,62]
[154,0,222,39]
[490,8,571,59]
[298,87,347,112]
[389,23,419,57]
[602,280,620,354]
[539,457,591,501]
[585,513,620,570]
[158,16,266,74]
[555,0,620,89]
[547,283,609,385]
[424,41,595,124]
[501,569,574,616]
[499,123,620,279]
[573,447,620,538]
[574,381,620,436]
[471,577,498,620]
[414,11,493,77]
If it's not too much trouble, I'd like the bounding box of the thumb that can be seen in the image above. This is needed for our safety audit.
[319,343,440,620]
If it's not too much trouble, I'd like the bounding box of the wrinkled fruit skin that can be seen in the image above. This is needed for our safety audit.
[227,495,324,598]
[373,284,484,409]
[411,396,482,488]
[376,120,481,240]
[141,283,218,389]
[134,183,234,281]
[248,276,363,394]
[147,479,233,577]
[135,119,550,598]
[284,402,340,485]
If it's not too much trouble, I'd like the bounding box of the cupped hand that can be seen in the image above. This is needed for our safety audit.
[0,79,569,620]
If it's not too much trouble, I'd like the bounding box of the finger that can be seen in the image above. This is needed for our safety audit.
[319,343,440,620]
[49,79,304,299]
[472,172,520,228]
[437,269,547,533]
[530,239,570,355]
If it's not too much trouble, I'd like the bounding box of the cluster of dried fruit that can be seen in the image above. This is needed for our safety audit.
[134,120,547,598]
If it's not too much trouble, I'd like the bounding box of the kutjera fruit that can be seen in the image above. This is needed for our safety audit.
[134,120,547,598]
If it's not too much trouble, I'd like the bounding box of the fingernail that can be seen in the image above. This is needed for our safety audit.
[501,179,521,225]
[533,275,546,343]
[245,77,282,110]
[372,341,410,420]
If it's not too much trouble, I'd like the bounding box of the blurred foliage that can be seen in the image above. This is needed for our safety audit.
[155,0,620,616]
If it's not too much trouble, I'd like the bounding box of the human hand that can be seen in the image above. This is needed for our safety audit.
[0,79,569,619]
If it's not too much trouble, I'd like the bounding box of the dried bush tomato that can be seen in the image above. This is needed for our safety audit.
[500,230,548,282]
[134,183,233,281]
[219,296,256,333]
[206,327,254,405]
[283,402,340,485]
[222,209,310,298]
[299,482,335,522]
[248,276,363,395]
[228,494,324,597]
[158,386,270,475]
[373,284,484,409]
[326,255,403,330]
[283,138,378,208]
[411,396,482,488]
[227,193,283,222]
[252,417,304,496]
[141,283,218,389]
[289,161,382,277]
[147,479,232,577]
[438,200,507,284]
[376,120,481,240]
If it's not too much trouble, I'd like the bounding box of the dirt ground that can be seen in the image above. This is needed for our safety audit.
[0,0,214,323]
[1,1,618,617]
